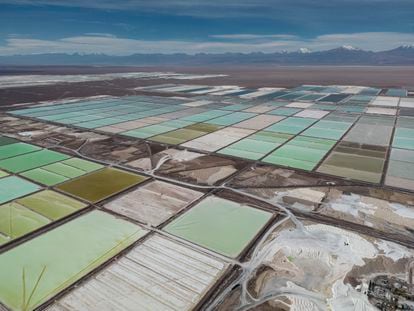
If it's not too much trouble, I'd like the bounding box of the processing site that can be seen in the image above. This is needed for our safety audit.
[0,70,413,310]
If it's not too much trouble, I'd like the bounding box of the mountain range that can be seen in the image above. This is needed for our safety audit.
[0,45,414,66]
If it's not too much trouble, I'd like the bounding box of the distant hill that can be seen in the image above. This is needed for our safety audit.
[1,46,414,66]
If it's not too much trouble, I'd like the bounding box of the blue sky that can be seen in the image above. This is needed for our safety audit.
[0,0,413,55]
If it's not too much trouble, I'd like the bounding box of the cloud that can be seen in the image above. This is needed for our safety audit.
[2,0,414,19]
[209,34,299,40]
[0,32,413,55]
[2,0,411,10]
[308,32,414,51]
[83,33,117,38]
[1,0,271,11]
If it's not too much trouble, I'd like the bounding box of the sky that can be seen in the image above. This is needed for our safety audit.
[0,0,414,55]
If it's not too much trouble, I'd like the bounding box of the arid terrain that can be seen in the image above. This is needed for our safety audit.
[0,67,413,311]
[1,66,414,108]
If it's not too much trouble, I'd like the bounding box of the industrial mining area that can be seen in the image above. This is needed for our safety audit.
[0,66,413,311]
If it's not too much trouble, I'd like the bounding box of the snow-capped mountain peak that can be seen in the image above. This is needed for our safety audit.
[298,48,312,54]
[341,45,360,51]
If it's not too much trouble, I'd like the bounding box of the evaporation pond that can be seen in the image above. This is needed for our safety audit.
[56,168,147,203]
[0,210,148,311]
[0,149,69,173]
[0,176,41,204]
[0,202,50,242]
[164,196,272,258]
[17,190,88,220]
